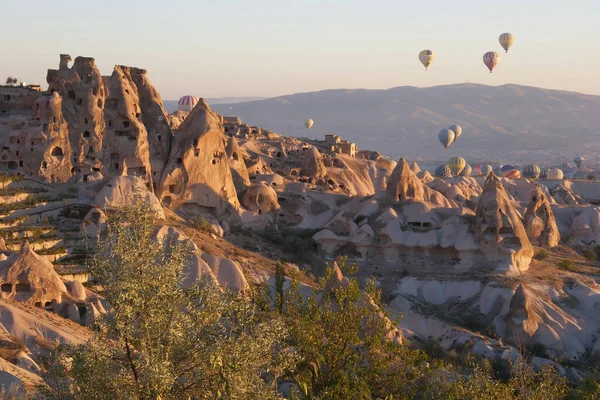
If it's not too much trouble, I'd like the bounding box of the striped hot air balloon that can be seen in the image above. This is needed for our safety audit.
[419,50,435,70]
[483,51,500,73]
[178,95,199,112]
[539,167,547,179]
[481,164,493,177]
[546,168,564,180]
[575,156,584,169]
[500,165,515,173]
[499,33,515,53]
[435,165,452,179]
[448,156,466,176]
[460,164,472,177]
[522,165,541,179]
[503,169,521,179]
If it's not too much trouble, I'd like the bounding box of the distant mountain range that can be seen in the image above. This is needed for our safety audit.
[209,84,600,164]
[163,97,267,113]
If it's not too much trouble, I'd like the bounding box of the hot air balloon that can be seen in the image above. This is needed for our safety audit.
[438,128,455,149]
[481,164,493,177]
[522,165,541,179]
[435,165,452,179]
[499,33,515,53]
[178,95,199,112]
[483,52,500,73]
[546,168,564,180]
[539,167,547,179]
[419,50,435,70]
[448,156,466,176]
[449,124,462,140]
[460,164,472,177]
[574,156,584,169]
[504,169,521,179]
[500,165,515,173]
[304,118,314,130]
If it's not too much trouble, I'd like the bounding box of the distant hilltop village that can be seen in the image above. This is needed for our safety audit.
[220,117,358,157]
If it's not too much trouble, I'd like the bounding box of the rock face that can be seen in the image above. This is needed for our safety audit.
[386,158,425,202]
[301,147,327,178]
[475,173,534,273]
[551,185,587,205]
[571,207,600,245]
[242,182,280,215]
[0,242,67,304]
[101,65,153,184]
[0,86,73,182]
[503,285,541,346]
[2,54,174,186]
[153,226,218,288]
[159,99,239,216]
[523,187,560,247]
[226,136,250,192]
[46,54,105,181]
[95,176,165,219]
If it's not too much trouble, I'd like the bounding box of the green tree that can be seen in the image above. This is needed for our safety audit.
[278,257,427,399]
[42,203,286,399]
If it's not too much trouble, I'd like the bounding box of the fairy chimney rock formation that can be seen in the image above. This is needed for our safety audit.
[226,136,250,192]
[385,158,425,202]
[242,182,280,215]
[0,242,67,304]
[503,284,542,345]
[524,187,560,247]
[301,147,327,178]
[46,55,106,180]
[475,173,534,274]
[159,99,239,215]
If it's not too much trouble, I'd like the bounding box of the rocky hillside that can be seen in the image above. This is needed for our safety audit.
[212,84,600,163]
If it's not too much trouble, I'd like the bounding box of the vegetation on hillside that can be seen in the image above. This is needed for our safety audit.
[39,204,600,399]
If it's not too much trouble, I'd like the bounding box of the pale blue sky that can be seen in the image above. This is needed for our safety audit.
[3,0,599,99]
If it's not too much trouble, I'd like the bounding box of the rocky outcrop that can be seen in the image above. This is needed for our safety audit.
[159,99,239,216]
[386,158,425,202]
[127,67,173,186]
[410,162,420,175]
[551,185,587,205]
[475,173,534,274]
[101,66,152,184]
[95,176,165,219]
[242,182,280,215]
[46,55,105,181]
[571,207,600,245]
[300,147,327,178]
[154,226,218,288]
[201,253,249,293]
[81,206,107,238]
[226,136,250,192]
[524,187,560,247]
[0,86,73,182]
[0,242,67,304]
[503,285,542,346]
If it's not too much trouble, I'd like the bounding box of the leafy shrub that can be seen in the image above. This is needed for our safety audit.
[584,250,598,261]
[558,260,577,272]
[42,202,285,399]
[529,343,550,359]
[195,216,215,234]
[534,249,550,260]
